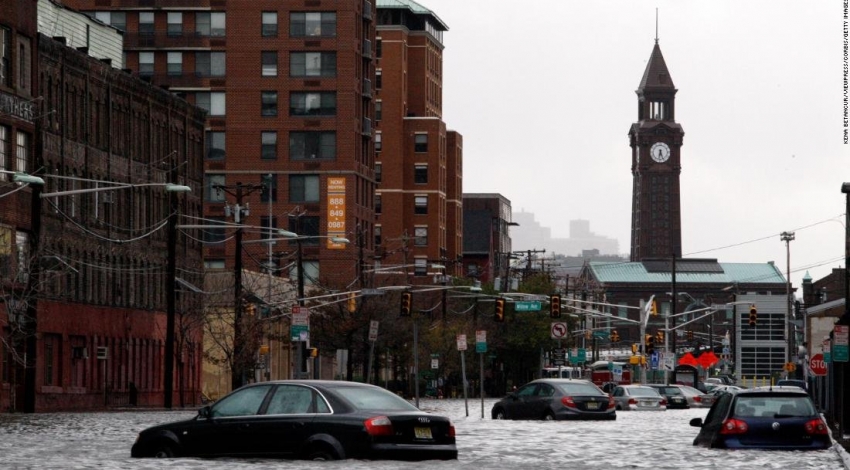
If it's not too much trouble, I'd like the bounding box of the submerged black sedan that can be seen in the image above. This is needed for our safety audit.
[689,386,831,450]
[491,379,615,421]
[131,380,457,461]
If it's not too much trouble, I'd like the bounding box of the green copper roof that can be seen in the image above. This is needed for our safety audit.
[588,261,786,285]
[376,0,449,30]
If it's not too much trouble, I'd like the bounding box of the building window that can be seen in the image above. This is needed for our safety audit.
[43,334,59,386]
[374,162,382,183]
[261,91,278,116]
[167,52,182,76]
[139,12,154,35]
[94,11,126,31]
[261,51,278,76]
[260,215,278,239]
[289,215,320,246]
[290,12,336,37]
[414,164,428,184]
[196,52,225,77]
[196,92,226,116]
[414,227,428,246]
[205,174,226,202]
[374,225,382,245]
[205,131,225,160]
[261,131,277,160]
[167,12,183,36]
[16,131,29,173]
[290,52,336,77]
[375,132,382,152]
[138,52,154,76]
[375,100,382,121]
[203,217,226,243]
[196,12,226,37]
[260,174,277,202]
[374,194,381,214]
[205,259,226,269]
[0,27,10,87]
[289,175,319,203]
[414,195,427,215]
[376,38,382,58]
[375,70,382,89]
[0,125,8,180]
[262,11,278,37]
[414,258,427,276]
[414,134,428,152]
[15,231,29,283]
[290,92,336,116]
[289,131,335,160]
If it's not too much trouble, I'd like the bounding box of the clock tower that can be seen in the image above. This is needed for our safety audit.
[629,40,685,261]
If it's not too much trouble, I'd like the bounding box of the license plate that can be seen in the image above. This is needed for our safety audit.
[414,427,433,439]
[640,401,654,407]
[586,402,599,410]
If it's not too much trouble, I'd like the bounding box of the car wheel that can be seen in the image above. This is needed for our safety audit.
[306,445,338,461]
[151,442,176,458]
[493,408,507,420]
[543,411,556,421]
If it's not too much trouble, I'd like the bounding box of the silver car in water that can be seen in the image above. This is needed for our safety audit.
[611,385,666,411]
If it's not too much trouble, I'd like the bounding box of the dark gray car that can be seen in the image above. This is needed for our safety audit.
[491,379,615,421]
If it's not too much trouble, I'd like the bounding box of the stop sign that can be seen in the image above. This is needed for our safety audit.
[810,353,827,376]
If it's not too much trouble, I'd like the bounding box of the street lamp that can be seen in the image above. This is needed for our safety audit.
[781,231,795,372]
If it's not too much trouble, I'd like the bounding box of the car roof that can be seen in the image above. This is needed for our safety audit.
[533,378,595,385]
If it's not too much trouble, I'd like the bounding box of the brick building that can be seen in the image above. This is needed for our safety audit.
[1,0,205,412]
[65,0,379,293]
[373,0,462,284]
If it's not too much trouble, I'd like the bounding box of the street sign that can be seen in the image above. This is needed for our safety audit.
[476,330,487,353]
[650,351,659,370]
[810,353,827,376]
[514,301,541,312]
[834,325,849,362]
[551,322,568,340]
[457,334,468,351]
[361,288,384,296]
[593,330,609,339]
[368,320,379,342]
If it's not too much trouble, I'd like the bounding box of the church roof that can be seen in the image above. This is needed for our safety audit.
[587,260,786,285]
[638,42,676,91]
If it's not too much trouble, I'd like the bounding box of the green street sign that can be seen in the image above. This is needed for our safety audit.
[834,344,849,362]
[290,325,309,341]
[476,342,487,353]
[514,301,541,312]
[593,331,609,339]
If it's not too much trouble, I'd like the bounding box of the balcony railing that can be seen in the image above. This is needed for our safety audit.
[363,1,373,21]
[362,78,372,98]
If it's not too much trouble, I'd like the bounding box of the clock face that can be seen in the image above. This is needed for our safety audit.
[650,142,670,163]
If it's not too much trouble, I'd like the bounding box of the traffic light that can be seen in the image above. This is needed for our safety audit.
[631,343,638,355]
[687,329,694,341]
[549,294,561,318]
[585,329,592,340]
[645,334,655,355]
[494,298,505,322]
[611,330,620,342]
[650,300,658,316]
[749,304,757,326]
[307,347,318,358]
[400,292,412,316]
[656,330,664,343]
[347,292,356,313]
[245,303,256,316]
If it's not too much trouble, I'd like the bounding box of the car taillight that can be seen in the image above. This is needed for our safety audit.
[804,418,828,435]
[448,421,456,438]
[628,398,636,405]
[660,398,667,406]
[608,396,616,409]
[719,418,749,435]
[694,396,702,403]
[364,416,394,436]
[561,396,576,408]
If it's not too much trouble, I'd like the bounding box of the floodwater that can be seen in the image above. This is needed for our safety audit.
[0,398,847,470]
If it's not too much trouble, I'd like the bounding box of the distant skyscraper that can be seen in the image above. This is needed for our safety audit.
[511,211,619,256]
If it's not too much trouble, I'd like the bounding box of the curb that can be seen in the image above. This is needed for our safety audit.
[835,441,850,470]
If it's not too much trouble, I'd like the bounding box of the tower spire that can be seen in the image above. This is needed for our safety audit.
[655,8,659,44]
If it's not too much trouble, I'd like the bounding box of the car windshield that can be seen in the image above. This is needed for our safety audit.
[733,395,815,418]
[659,387,682,395]
[333,386,420,411]
[628,387,659,397]
[558,383,603,395]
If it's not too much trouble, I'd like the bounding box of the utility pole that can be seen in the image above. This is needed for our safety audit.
[215,182,265,391]
[164,154,179,408]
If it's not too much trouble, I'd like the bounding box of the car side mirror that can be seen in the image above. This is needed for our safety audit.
[689,417,703,427]
[198,405,211,419]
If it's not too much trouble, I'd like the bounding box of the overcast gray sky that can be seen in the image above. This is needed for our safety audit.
[420,0,848,294]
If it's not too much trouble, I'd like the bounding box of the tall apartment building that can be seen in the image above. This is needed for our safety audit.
[65,0,378,291]
[374,0,462,283]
